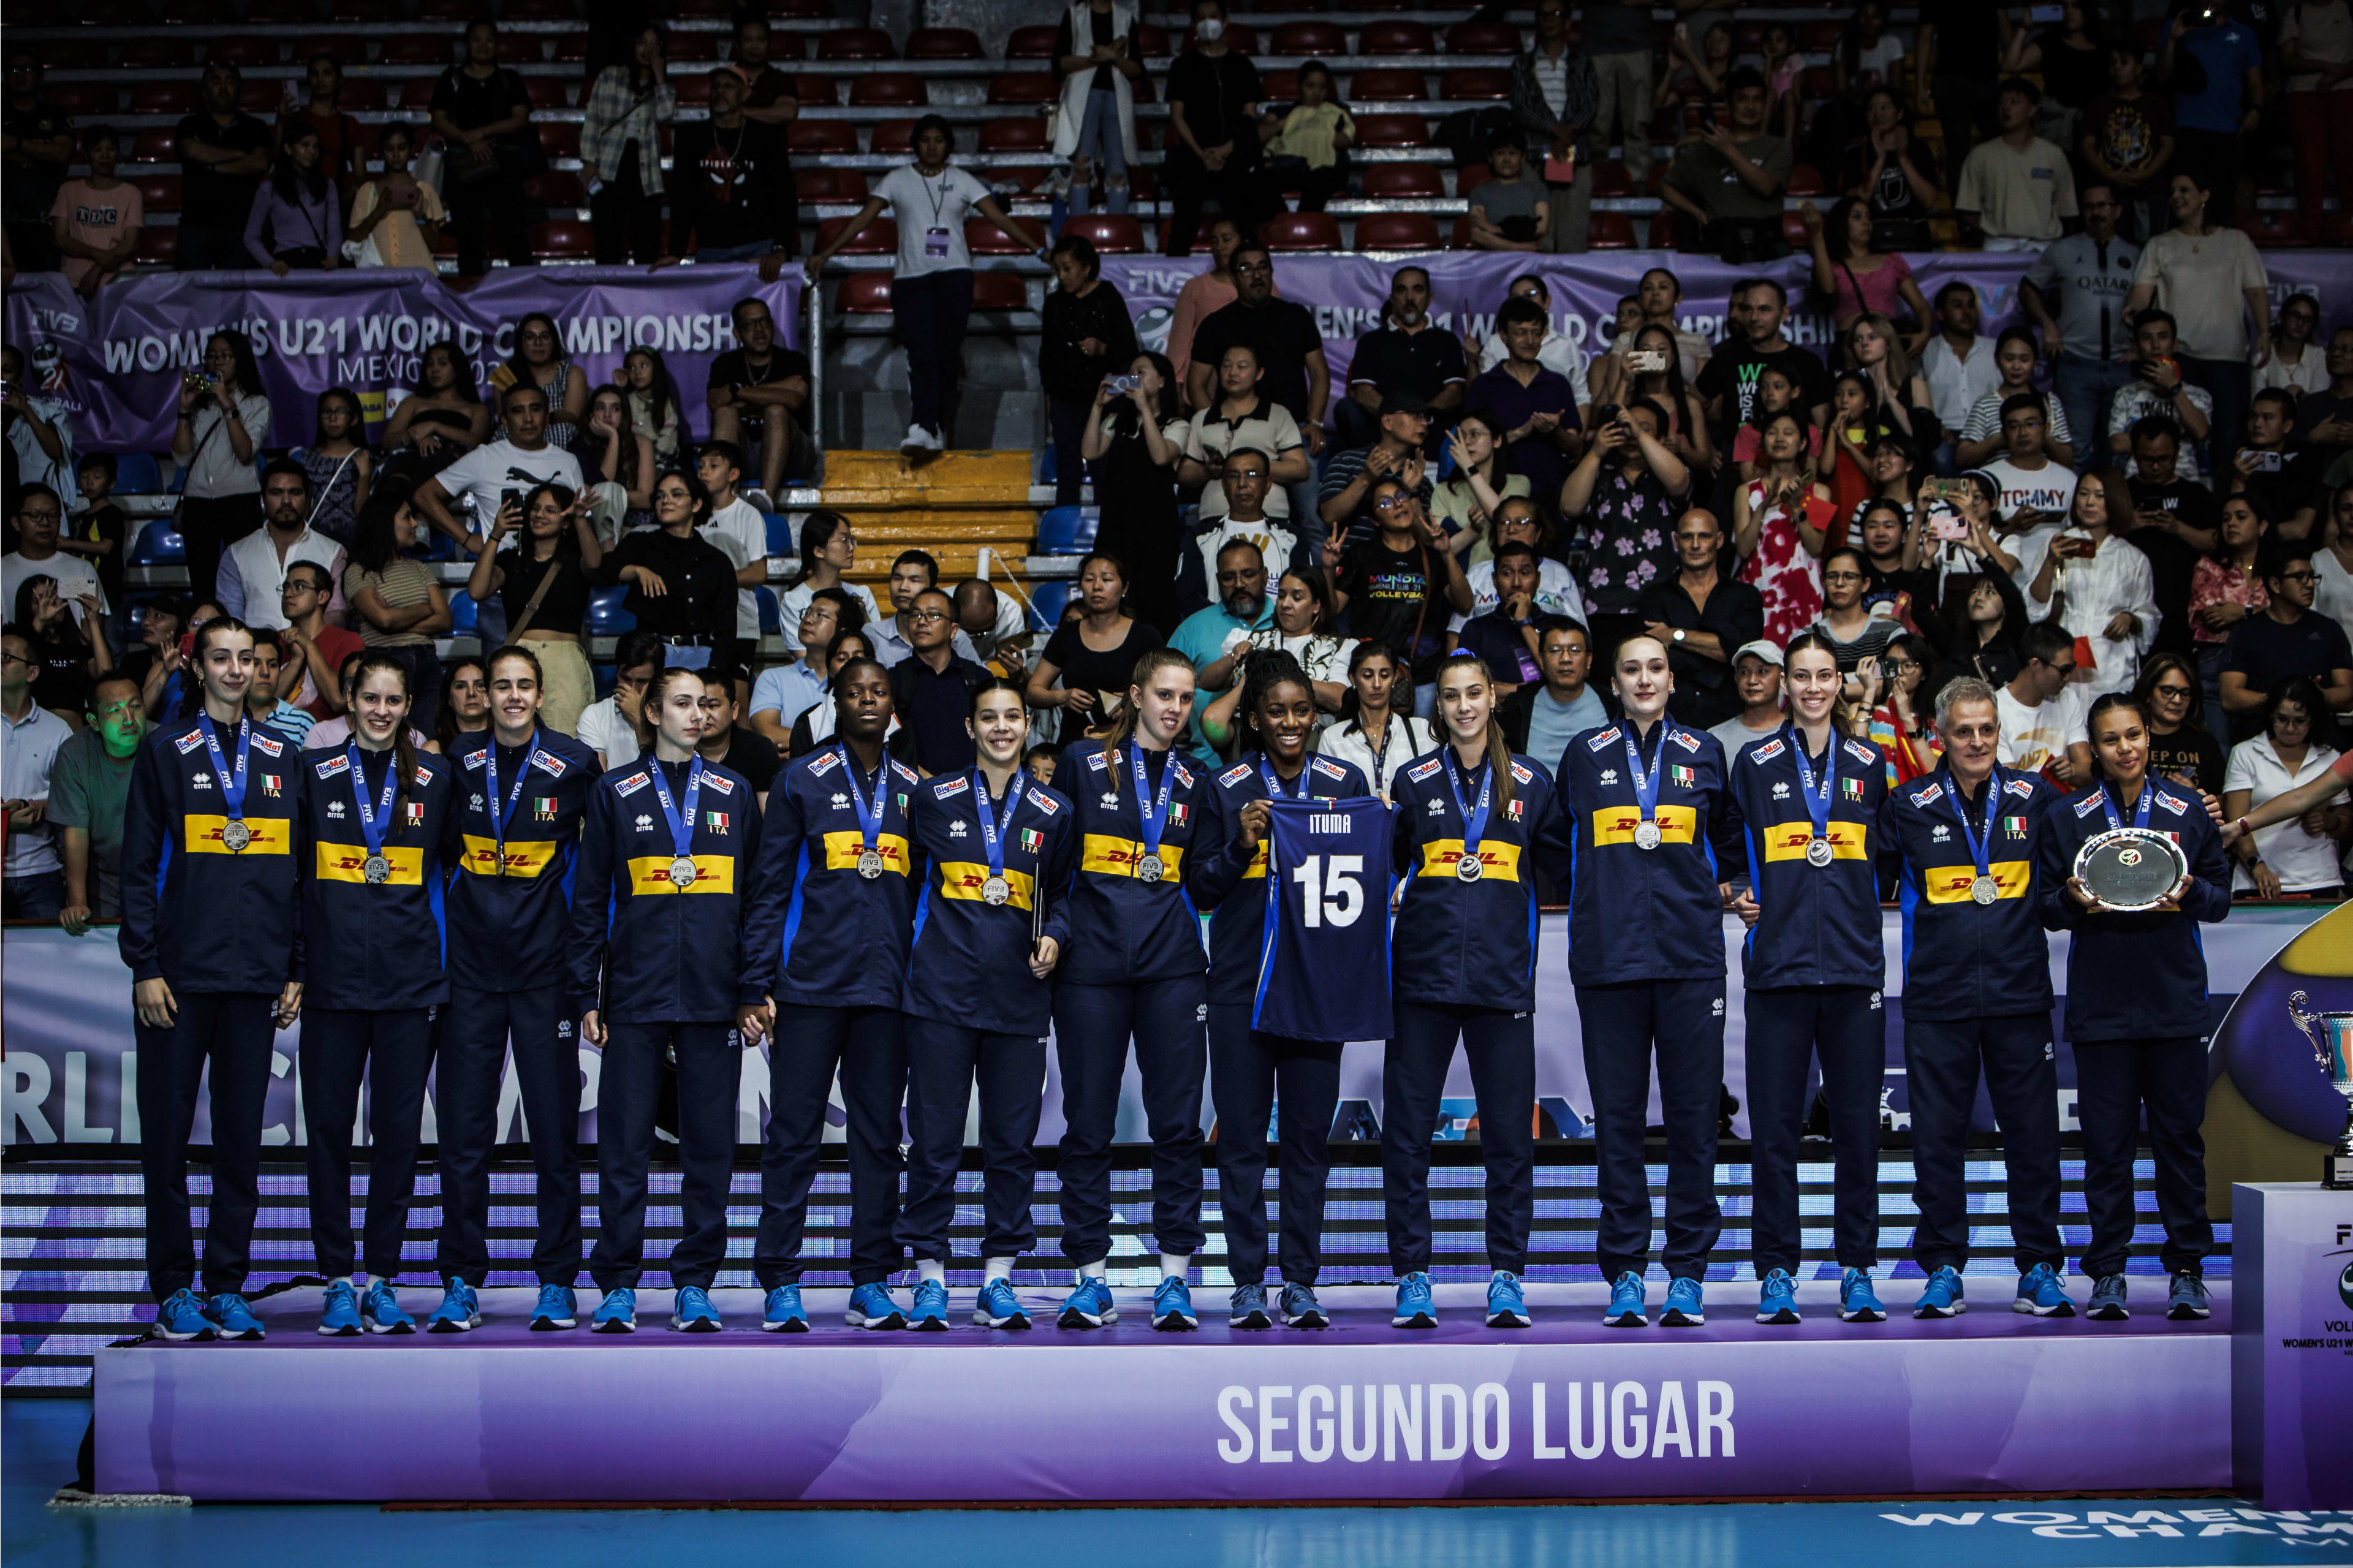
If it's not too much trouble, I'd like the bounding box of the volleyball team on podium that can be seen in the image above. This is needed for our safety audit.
[123,611,2234,1344]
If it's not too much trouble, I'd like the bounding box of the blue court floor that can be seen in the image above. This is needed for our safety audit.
[7,1399,2344,1568]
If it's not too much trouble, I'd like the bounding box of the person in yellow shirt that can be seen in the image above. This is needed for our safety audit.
[347,123,445,270]
[1260,60,1354,213]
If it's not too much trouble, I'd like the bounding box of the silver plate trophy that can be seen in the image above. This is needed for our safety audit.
[2074,826,2189,912]
[2286,990,2353,1189]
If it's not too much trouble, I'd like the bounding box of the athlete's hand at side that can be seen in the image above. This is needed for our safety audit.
[134,977,177,1029]
[1729,890,1761,929]
[273,982,303,1029]
[580,1010,607,1049]
[737,999,772,1043]
[1029,936,1061,980]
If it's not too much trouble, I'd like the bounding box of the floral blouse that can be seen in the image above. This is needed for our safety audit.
[1738,477,1829,645]
[1571,466,1683,616]
[2188,556,2268,646]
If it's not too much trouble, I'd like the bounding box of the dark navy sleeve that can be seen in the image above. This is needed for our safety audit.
[2037,794,2083,930]
[1186,772,1255,911]
[567,781,617,1019]
[732,775,767,1006]
[1528,762,1575,890]
[1039,805,1077,952]
[287,764,313,987]
[737,764,808,999]
[1703,738,1746,887]
[116,735,172,983]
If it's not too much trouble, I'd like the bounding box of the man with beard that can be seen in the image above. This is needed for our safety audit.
[1337,266,1467,450]
[1169,534,1276,763]
[216,460,346,631]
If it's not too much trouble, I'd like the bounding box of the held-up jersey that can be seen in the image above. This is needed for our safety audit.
[1053,740,1213,986]
[1881,763,2061,1023]
[118,714,303,993]
[568,755,762,1026]
[1389,750,1571,1011]
[1257,793,1394,1043]
[440,727,599,993]
[1190,752,1371,1009]
[2039,776,2230,1042]
[903,771,1077,1035]
[740,746,923,1010]
[1556,719,1745,987]
[294,745,455,1012]
[1730,726,1891,990]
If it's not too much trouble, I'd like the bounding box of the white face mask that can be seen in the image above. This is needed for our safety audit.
[1194,17,1224,41]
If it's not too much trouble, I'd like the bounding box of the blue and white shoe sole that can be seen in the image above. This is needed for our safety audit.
[846,1308,907,1330]
[1603,1306,1646,1327]
[909,1312,950,1333]
[2088,1301,2130,1321]
[216,1319,265,1341]
[1152,1310,1199,1331]
[1058,1303,1115,1328]
[672,1314,721,1333]
[363,1314,414,1336]
[1232,1306,1272,1330]
[1914,1299,1966,1319]
[1487,1306,1531,1328]
[2013,1297,2075,1317]
[2167,1299,2211,1321]
[592,1315,636,1334]
[1286,1306,1330,1329]
[1393,1304,1437,1328]
[762,1314,810,1333]
[531,1313,577,1331]
[1838,1301,1887,1323]
[426,1310,481,1334]
[1661,1307,1705,1327]
[156,1319,217,1343]
[1756,1302,1801,1325]
[973,1306,1032,1329]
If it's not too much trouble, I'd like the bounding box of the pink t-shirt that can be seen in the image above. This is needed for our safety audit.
[50,180,143,288]
[1829,249,1914,326]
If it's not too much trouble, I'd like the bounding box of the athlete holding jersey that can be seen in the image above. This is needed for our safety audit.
[740,659,922,1333]
[569,667,765,1334]
[294,653,457,1336]
[120,617,304,1342]
[1558,633,1745,1331]
[1052,648,1214,1333]
[1384,657,1572,1331]
[1191,652,1371,1331]
[1727,632,1892,1327]
[899,678,1077,1330]
[433,646,600,1333]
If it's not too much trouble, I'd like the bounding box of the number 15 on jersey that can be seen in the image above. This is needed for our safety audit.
[1256,798,1395,1043]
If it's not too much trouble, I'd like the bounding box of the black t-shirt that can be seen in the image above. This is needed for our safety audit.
[1348,325,1469,404]
[706,345,813,431]
[3,103,74,223]
[2124,510,2209,659]
[1191,298,1326,424]
[493,546,594,635]
[1042,616,1165,732]
[602,527,738,643]
[1339,537,1450,668]
[71,503,127,605]
[1456,610,1541,685]
[2222,610,2353,733]
[1166,50,1263,157]
[708,728,782,794]
[173,111,272,231]
[1695,341,1833,437]
[430,64,532,134]
[670,117,795,256]
[1837,134,1941,224]
[2241,450,2320,529]
[26,624,93,715]
[2146,723,2224,796]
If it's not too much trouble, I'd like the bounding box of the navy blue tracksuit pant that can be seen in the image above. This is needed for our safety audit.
[1904,1012,2064,1276]
[756,1003,907,1289]
[1209,1002,1343,1287]
[1382,1000,1534,1278]
[435,983,582,1286]
[1580,978,1726,1283]
[2074,1034,2212,1279]
[1746,985,1885,1275]
[1053,977,1207,1266]
[593,1021,740,1292]
[900,1017,1047,1264]
[300,1006,436,1282]
[138,992,275,1300]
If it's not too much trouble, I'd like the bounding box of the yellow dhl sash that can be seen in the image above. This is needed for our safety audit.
[1415,838,1524,882]
[819,831,912,876]
[1920,860,2033,903]
[1081,834,1185,881]
[1591,802,1699,846]
[458,834,561,879]
[1758,819,1870,862]
[183,814,292,855]
[936,861,1039,910]
[626,854,738,895]
[314,843,427,885]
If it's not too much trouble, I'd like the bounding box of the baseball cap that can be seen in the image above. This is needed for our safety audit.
[1732,639,1783,668]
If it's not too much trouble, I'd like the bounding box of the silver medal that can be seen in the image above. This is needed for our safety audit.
[1455,852,1484,883]
[1634,820,1663,851]
[221,818,252,853]
[1805,836,1833,868]
[669,855,699,889]
[493,847,509,875]
[857,847,887,880]
[363,853,392,885]
[1135,854,1165,884]
[982,874,1012,906]
[1970,874,1999,905]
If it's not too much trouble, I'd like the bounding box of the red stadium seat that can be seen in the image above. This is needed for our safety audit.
[1137,23,1172,56]
[787,120,857,154]
[521,77,569,109]
[795,168,868,201]
[965,217,1029,255]
[1798,66,1836,100]
[379,36,456,66]
[134,130,180,162]
[536,121,581,160]
[1456,162,1491,196]
[397,76,444,109]
[849,73,927,107]
[1650,213,1681,250]
[1271,21,1347,55]
[977,118,1051,153]
[1590,161,1634,197]
[245,0,316,21]
[1183,23,1255,53]
[1590,213,1638,249]
[1800,20,1846,51]
[793,74,839,106]
[668,34,721,62]
[1733,20,1768,53]
[131,173,183,212]
[137,227,180,268]
[120,39,199,68]
[762,31,813,62]
[1259,70,1298,100]
[237,80,285,111]
[159,0,233,22]
[870,119,918,154]
[129,82,203,115]
[1439,68,1510,99]
[905,28,985,60]
[1062,214,1148,253]
[523,171,588,207]
[2327,211,2353,246]
[972,273,1029,311]
[1444,20,1521,55]
[816,28,897,61]
[2248,209,2317,246]
[1360,162,1444,197]
[40,40,108,70]
[1350,113,1430,147]
[1360,20,1436,54]
[497,32,544,64]
[836,274,896,312]
[1006,25,1061,59]
[1350,67,1428,100]
[1449,214,1473,249]
[1786,163,1825,197]
[987,72,1059,105]
[529,219,594,257]
[338,80,387,110]
[45,84,121,116]
[1781,210,1811,250]
[1355,213,1440,250]
[990,164,1052,192]
[203,36,279,66]
[1262,211,1342,250]
[815,216,898,255]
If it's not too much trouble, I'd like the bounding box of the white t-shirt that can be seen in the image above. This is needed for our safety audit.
[577,695,642,770]
[2,702,72,877]
[2313,547,2353,634]
[2226,735,2347,893]
[1447,557,1588,633]
[704,497,768,641]
[0,550,108,632]
[1980,456,2078,521]
[436,439,587,537]
[877,163,996,278]
[1995,681,2089,773]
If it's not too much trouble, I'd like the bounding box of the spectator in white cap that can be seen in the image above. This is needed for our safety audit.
[1708,638,1786,759]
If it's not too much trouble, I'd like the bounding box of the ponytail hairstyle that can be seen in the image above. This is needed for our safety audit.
[178,613,259,721]
[968,673,1028,717]
[789,507,852,588]
[2084,689,2153,782]
[485,642,547,691]
[1237,648,1313,753]
[347,649,422,820]
[1434,653,1516,814]
[644,663,709,716]
[1781,629,1868,738]
[1099,646,1198,767]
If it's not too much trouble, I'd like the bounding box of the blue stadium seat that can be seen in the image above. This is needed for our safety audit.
[406,527,456,562]
[1037,445,1056,483]
[763,512,794,556]
[757,586,781,636]
[1036,506,1098,555]
[587,586,636,635]
[110,452,164,494]
[1028,578,1072,632]
[126,520,186,564]
[449,593,478,635]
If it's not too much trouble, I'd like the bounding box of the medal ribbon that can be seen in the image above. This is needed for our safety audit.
[483,732,546,867]
[1259,757,1310,802]
[1787,724,1836,846]
[1129,745,1176,869]
[1623,722,1667,829]
[1948,766,2003,886]
[346,743,398,862]
[837,744,887,857]
[972,767,1023,882]
[198,714,251,819]
[1442,750,1493,864]
[646,754,705,864]
[2098,779,2157,834]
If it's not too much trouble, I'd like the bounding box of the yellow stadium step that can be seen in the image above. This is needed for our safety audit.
[818,450,1042,583]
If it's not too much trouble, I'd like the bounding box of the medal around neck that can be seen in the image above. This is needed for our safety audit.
[1805,836,1833,867]
[2074,826,2188,911]
[221,818,252,852]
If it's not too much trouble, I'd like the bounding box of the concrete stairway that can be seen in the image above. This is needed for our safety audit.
[820,449,1039,589]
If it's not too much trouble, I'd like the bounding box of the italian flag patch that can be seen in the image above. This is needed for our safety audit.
[1841,778,1864,800]
[2003,814,2027,836]
[1020,827,1044,853]
[1169,803,1190,825]
[705,811,729,831]
[1668,764,1696,788]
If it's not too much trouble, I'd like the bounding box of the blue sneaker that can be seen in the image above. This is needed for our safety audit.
[2014,1262,2075,1317]
[592,1287,637,1333]
[426,1279,480,1334]
[1151,1275,1198,1331]
[1756,1268,1800,1325]
[1487,1270,1531,1328]
[1604,1270,1647,1327]
[846,1281,906,1330]
[2167,1270,2211,1320]
[361,1279,414,1335]
[531,1284,577,1331]
[1661,1276,1705,1327]
[671,1284,722,1332]
[908,1278,950,1332]
[1230,1282,1272,1330]
[2087,1273,2129,1320]
[1838,1268,1887,1323]
[1281,1282,1328,1329]
[317,1279,362,1338]
[1913,1265,1966,1319]
[209,1293,264,1341]
[1057,1276,1116,1329]
[154,1287,217,1342]
[974,1278,1031,1330]
[1392,1271,1438,1328]
[763,1284,809,1333]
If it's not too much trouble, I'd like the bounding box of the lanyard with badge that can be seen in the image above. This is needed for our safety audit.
[647,755,707,889]
[480,732,547,875]
[1623,724,1668,850]
[1788,725,1837,868]
[919,168,952,259]
[1443,751,1493,882]
[1128,745,1175,884]
[971,767,1023,904]
[839,743,890,879]
[1260,757,1311,802]
[199,714,254,851]
[2098,779,2156,835]
[346,743,399,884]
[1950,767,2004,905]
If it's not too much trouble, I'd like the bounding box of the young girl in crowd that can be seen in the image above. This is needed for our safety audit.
[1435,411,1526,565]
[464,483,605,735]
[623,346,688,469]
[1737,410,1833,643]
[296,387,373,545]
[347,123,444,271]
[1261,60,1354,214]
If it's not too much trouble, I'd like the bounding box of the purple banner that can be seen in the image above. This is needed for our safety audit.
[2,265,801,452]
[2232,1183,2353,1509]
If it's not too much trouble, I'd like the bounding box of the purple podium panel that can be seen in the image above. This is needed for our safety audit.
[2232,1183,2353,1510]
[96,1284,2231,1504]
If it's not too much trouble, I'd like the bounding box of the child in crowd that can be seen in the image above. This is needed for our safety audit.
[1261,59,1354,213]
[1467,128,1549,252]
[295,387,373,545]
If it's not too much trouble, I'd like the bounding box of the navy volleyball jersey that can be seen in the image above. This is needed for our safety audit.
[1254,795,1395,1042]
